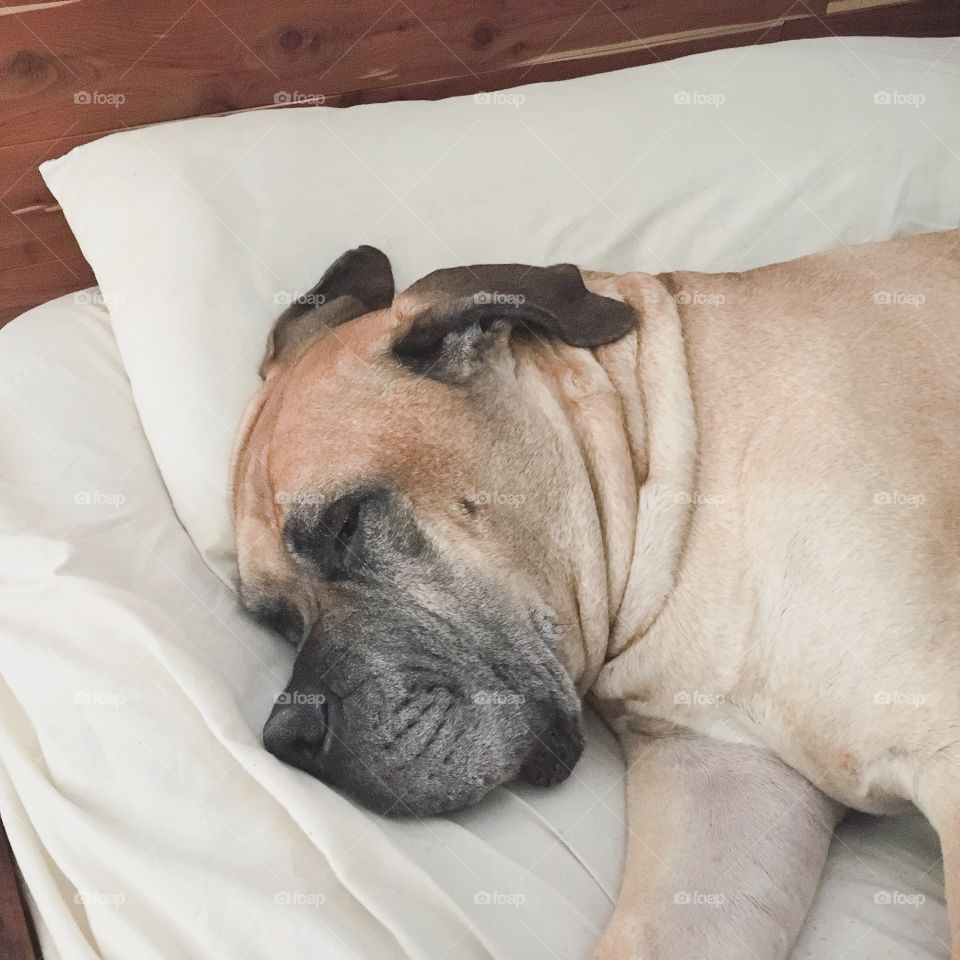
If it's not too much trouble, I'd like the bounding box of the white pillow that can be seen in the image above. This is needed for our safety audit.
[41,36,960,583]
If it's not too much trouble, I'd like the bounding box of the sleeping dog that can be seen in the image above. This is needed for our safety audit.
[231,231,960,959]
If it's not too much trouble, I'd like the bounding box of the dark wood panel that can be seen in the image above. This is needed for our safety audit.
[0,814,40,960]
[0,255,92,320]
[786,0,960,37]
[0,0,814,144]
[0,0,954,331]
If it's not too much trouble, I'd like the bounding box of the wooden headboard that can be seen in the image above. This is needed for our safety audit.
[0,0,957,327]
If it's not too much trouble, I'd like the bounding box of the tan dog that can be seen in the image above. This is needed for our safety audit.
[231,231,960,959]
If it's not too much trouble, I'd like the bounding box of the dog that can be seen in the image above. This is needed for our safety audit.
[231,231,960,959]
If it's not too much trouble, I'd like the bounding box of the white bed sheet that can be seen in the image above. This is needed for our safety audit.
[0,291,951,959]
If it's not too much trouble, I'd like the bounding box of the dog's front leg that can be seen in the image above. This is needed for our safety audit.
[594,724,840,960]
[916,771,960,958]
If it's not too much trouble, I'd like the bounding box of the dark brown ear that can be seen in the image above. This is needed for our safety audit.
[392,263,635,380]
[261,245,394,378]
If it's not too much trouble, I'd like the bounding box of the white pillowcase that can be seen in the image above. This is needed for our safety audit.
[41,36,960,583]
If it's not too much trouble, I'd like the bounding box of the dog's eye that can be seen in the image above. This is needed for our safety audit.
[248,597,305,645]
[284,489,379,581]
[330,499,364,575]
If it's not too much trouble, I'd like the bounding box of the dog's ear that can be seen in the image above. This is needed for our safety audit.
[391,263,635,381]
[261,245,394,378]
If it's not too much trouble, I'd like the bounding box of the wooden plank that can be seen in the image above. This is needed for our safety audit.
[827,0,921,13]
[0,814,40,960]
[0,0,813,145]
[784,0,960,35]
[0,0,955,328]
[0,255,93,325]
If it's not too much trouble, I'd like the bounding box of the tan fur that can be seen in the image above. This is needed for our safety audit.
[232,229,960,959]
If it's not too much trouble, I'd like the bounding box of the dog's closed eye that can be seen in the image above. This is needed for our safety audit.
[283,488,383,581]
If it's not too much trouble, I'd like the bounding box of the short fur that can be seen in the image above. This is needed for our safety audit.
[232,232,960,959]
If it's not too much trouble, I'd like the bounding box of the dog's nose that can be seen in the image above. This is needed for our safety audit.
[516,708,584,788]
[263,691,330,768]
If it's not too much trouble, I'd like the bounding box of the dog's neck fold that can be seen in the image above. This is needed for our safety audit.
[537,271,700,692]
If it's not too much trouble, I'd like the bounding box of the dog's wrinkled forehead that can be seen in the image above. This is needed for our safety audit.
[242,244,636,478]
[232,245,637,599]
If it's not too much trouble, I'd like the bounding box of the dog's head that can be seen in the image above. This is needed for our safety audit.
[232,246,636,816]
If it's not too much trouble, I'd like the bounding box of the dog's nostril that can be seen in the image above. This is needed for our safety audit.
[263,696,329,763]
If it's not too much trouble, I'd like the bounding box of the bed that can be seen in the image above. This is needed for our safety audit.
[0,288,951,959]
[2,5,960,959]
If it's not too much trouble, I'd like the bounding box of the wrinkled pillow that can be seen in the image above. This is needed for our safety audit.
[41,36,960,583]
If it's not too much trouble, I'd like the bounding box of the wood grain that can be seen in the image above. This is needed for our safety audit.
[0,0,956,327]
[0,814,40,960]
